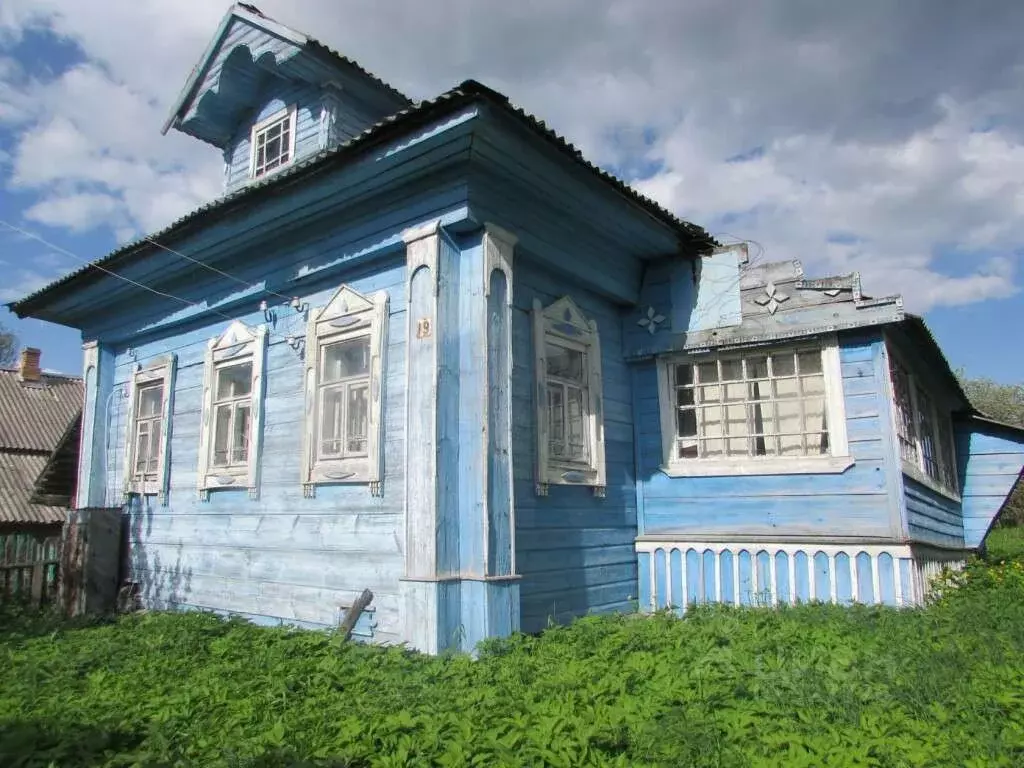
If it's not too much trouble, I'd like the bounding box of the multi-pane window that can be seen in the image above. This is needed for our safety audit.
[197,322,266,500]
[212,362,252,468]
[318,337,370,460]
[545,342,590,465]
[670,348,829,460]
[123,354,176,499]
[250,107,294,179]
[133,382,164,481]
[302,285,388,497]
[888,352,958,495]
[532,296,607,496]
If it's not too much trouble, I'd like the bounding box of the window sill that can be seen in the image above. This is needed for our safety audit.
[901,463,961,503]
[660,454,855,478]
[248,160,294,185]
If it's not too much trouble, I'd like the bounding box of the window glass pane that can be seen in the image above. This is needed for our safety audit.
[720,360,743,381]
[323,338,370,382]
[675,364,693,387]
[677,387,695,407]
[678,441,698,459]
[798,351,823,374]
[213,404,231,466]
[697,361,718,384]
[320,386,344,456]
[746,356,768,379]
[702,437,724,457]
[702,405,724,438]
[566,386,588,461]
[724,382,746,403]
[725,403,748,438]
[546,344,584,382]
[916,387,939,480]
[148,421,161,473]
[548,386,565,455]
[699,384,721,403]
[677,408,697,438]
[233,404,250,464]
[217,363,252,400]
[346,384,369,455]
[135,423,149,473]
[772,353,796,377]
[773,377,800,399]
[138,384,163,418]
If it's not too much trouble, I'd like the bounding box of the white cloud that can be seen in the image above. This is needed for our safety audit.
[0,0,1023,311]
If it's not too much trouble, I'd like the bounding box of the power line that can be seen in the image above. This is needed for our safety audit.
[0,220,304,345]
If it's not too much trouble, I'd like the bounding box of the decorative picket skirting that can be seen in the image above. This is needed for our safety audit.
[635,540,967,612]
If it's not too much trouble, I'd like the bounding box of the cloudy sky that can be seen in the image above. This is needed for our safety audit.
[1,0,1022,380]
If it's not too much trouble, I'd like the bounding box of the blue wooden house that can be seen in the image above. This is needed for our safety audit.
[10,4,1024,653]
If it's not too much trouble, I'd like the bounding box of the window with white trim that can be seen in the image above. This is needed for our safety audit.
[123,354,176,499]
[197,321,267,500]
[250,106,295,179]
[532,297,606,496]
[887,351,958,495]
[302,285,388,497]
[657,341,851,476]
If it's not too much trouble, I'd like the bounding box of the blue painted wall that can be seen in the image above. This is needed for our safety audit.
[904,477,963,549]
[110,262,408,643]
[959,424,1024,548]
[511,257,638,633]
[634,330,902,542]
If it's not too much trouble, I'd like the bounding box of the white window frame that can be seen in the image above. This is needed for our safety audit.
[197,321,267,501]
[656,338,852,477]
[302,285,388,497]
[249,105,297,180]
[886,344,959,499]
[122,354,176,501]
[532,296,606,497]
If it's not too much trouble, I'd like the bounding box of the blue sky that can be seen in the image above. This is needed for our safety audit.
[1,1,1022,383]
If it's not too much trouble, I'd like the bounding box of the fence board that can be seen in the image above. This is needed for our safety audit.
[0,531,61,606]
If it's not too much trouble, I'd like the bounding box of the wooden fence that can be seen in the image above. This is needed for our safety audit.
[0,530,61,606]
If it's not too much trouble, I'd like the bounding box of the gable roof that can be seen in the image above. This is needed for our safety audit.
[0,369,83,525]
[162,3,410,146]
[9,80,713,318]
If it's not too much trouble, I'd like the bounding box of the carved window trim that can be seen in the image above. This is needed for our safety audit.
[656,338,853,477]
[532,296,606,497]
[249,104,296,179]
[123,354,176,501]
[302,285,388,497]
[197,321,267,501]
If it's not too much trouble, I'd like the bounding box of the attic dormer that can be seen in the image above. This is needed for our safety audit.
[162,4,410,194]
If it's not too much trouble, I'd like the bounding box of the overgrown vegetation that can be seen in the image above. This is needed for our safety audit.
[3,531,1024,767]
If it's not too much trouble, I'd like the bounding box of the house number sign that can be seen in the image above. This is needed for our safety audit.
[416,318,432,339]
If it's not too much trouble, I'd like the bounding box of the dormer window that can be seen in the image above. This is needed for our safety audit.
[250,106,296,179]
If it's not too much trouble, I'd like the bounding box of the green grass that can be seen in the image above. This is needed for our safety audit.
[2,531,1024,768]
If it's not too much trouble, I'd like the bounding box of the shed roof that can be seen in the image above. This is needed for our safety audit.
[0,369,83,525]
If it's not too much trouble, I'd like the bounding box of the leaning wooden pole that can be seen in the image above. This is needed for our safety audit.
[338,589,374,641]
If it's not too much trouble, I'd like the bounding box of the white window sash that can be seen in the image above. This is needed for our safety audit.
[248,105,297,180]
[197,322,267,500]
[123,354,176,502]
[657,339,852,477]
[532,297,606,497]
[302,286,388,497]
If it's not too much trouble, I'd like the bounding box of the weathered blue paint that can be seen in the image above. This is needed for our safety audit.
[958,421,1024,548]
[487,269,513,577]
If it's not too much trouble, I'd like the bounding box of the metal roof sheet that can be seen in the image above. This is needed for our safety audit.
[0,370,84,452]
[9,80,713,317]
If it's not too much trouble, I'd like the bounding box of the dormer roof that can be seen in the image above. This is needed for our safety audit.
[162,3,410,148]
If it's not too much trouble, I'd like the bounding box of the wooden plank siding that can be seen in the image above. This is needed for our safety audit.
[511,258,639,633]
[958,426,1024,548]
[634,331,902,542]
[903,477,964,549]
[109,263,408,643]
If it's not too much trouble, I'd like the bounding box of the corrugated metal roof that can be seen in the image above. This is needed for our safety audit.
[0,370,84,452]
[9,80,713,317]
[0,452,67,524]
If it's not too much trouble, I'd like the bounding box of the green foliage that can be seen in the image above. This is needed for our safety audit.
[0,323,16,367]
[4,540,1024,767]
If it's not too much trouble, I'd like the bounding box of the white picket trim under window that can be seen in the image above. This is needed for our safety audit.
[122,354,176,502]
[886,344,959,499]
[196,321,267,500]
[302,285,388,497]
[656,339,852,477]
[532,296,606,497]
